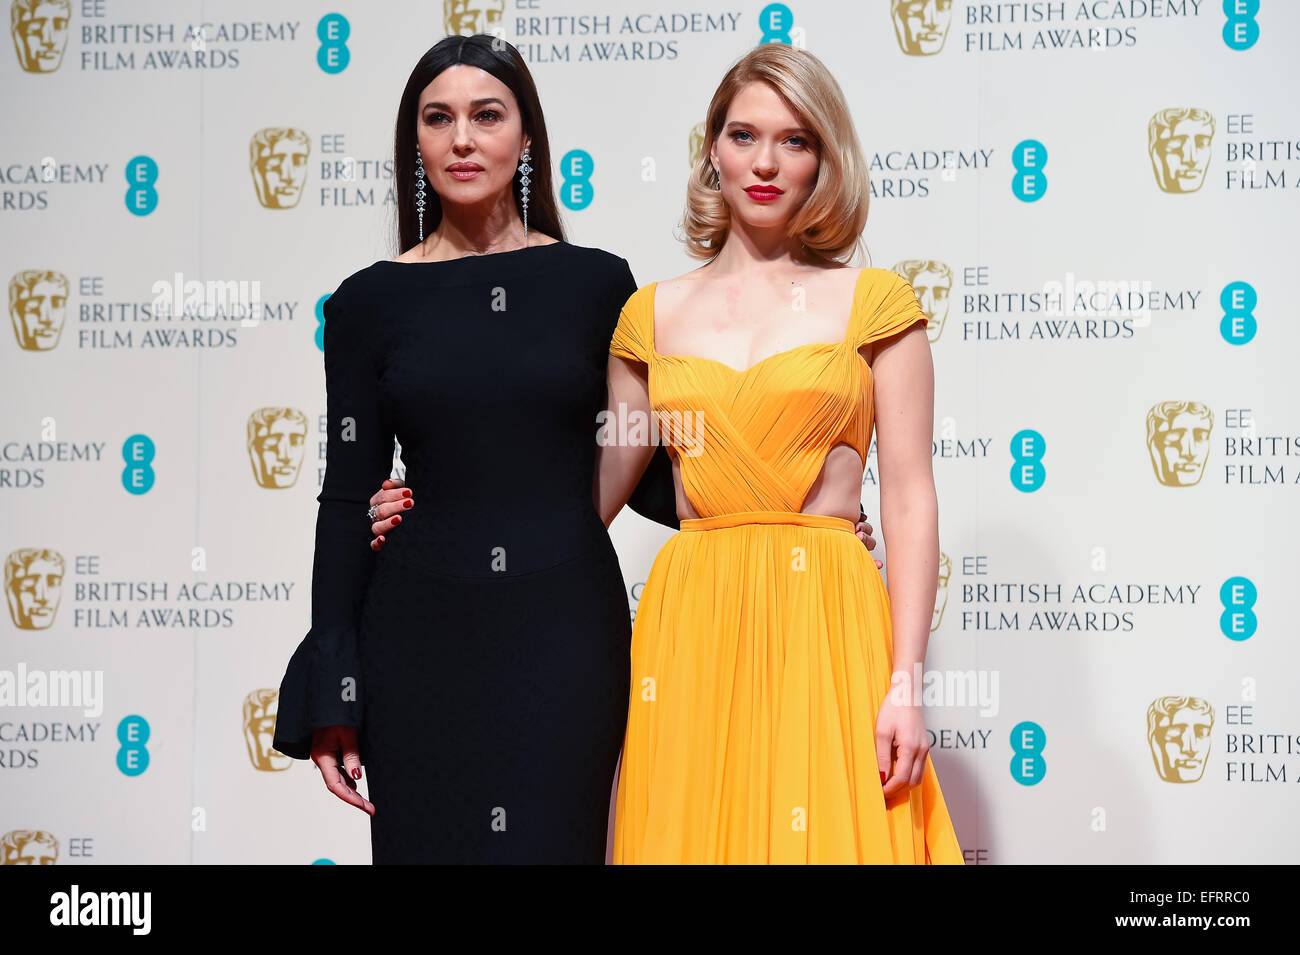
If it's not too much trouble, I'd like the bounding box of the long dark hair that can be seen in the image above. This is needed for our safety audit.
[392,34,566,255]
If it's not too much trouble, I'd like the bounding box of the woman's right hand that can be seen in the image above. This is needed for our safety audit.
[310,725,375,816]
[369,478,413,551]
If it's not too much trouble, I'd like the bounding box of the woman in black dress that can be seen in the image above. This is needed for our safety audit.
[271,34,683,864]
[273,34,874,863]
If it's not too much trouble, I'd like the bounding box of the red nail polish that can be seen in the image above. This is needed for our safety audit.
[391,516,400,525]
[403,499,412,508]
[402,489,411,498]
[352,768,361,780]
[880,771,887,785]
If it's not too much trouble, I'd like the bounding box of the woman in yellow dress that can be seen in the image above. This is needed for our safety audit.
[594,44,964,864]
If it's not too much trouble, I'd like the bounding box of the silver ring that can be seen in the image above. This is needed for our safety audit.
[367,505,379,521]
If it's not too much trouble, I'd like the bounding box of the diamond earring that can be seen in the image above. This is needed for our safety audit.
[415,146,426,241]
[518,148,532,241]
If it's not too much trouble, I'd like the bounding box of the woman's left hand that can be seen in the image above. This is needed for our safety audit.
[855,505,882,569]
[875,690,930,799]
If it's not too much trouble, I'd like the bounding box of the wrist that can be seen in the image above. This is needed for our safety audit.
[886,662,927,707]
[891,661,926,683]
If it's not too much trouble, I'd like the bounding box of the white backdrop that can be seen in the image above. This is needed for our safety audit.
[2,0,1297,864]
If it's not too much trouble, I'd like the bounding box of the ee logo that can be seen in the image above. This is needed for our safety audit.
[117,715,150,776]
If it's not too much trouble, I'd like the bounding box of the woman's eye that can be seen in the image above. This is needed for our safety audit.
[787,136,808,148]
[476,109,502,122]
[425,112,448,125]
[730,130,752,143]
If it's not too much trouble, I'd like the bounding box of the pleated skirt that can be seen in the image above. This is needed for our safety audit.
[613,509,964,864]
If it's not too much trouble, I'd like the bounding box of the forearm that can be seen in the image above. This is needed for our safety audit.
[879,484,939,675]
[593,355,658,528]
[593,438,656,528]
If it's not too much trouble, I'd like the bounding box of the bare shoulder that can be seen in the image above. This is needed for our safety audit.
[653,266,711,309]
[791,262,871,311]
[834,264,872,293]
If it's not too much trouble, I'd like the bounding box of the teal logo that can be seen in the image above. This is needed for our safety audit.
[315,294,331,352]
[117,715,150,776]
[758,3,794,44]
[311,858,336,864]
[121,434,156,494]
[1219,576,1257,641]
[1010,720,1045,785]
[1012,139,1047,202]
[559,149,593,210]
[317,14,350,73]
[125,155,158,216]
[1219,281,1256,345]
[1222,0,1259,50]
[1010,429,1045,491]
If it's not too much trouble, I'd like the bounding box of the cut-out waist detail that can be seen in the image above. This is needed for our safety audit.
[679,509,855,534]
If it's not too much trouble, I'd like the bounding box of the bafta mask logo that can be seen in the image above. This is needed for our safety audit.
[247,407,308,489]
[1148,108,1214,194]
[250,128,311,209]
[1145,401,1213,487]
[9,269,68,350]
[891,0,952,56]
[1,829,58,864]
[688,120,706,169]
[1147,695,1213,783]
[893,260,951,343]
[932,551,950,631]
[244,689,291,772]
[444,0,504,37]
[11,0,69,73]
[5,548,64,630]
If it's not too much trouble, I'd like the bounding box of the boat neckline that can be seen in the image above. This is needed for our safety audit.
[375,239,569,266]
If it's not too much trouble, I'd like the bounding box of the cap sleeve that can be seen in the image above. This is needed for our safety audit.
[854,269,928,350]
[609,285,652,365]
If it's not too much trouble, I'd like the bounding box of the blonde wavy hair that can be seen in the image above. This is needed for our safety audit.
[682,44,870,264]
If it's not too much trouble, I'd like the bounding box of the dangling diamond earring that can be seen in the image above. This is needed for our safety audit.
[712,164,722,191]
[415,146,426,241]
[518,148,532,242]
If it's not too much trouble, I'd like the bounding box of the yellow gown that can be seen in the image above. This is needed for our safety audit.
[610,267,964,864]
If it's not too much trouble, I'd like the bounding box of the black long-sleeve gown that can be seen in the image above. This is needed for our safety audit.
[271,241,679,864]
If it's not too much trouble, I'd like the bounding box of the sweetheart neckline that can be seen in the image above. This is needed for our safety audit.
[654,338,871,378]
[647,268,871,377]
